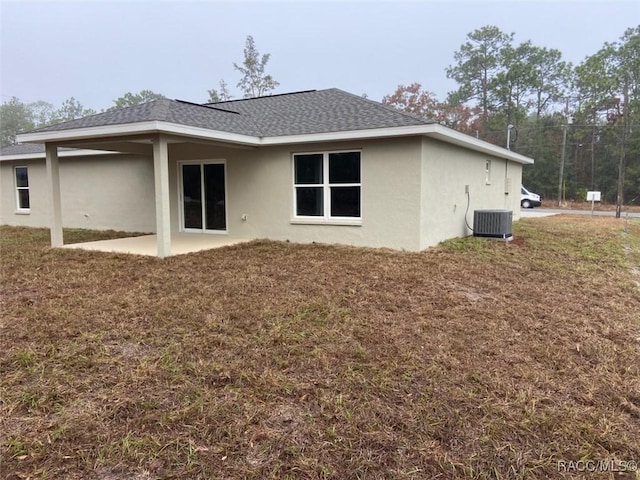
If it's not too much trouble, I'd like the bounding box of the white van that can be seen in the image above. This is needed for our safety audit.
[521,186,541,208]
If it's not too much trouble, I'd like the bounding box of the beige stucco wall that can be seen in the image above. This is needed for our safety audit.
[1,136,524,252]
[1,159,48,228]
[419,137,523,249]
[167,137,423,250]
[0,155,156,232]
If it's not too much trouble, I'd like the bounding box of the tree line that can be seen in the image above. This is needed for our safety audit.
[2,28,638,208]
[383,25,639,207]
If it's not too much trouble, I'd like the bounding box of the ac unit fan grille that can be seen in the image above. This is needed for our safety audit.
[473,210,513,239]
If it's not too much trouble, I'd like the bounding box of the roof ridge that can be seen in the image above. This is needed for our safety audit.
[174,99,266,136]
[203,89,317,106]
[175,99,242,115]
[150,98,172,120]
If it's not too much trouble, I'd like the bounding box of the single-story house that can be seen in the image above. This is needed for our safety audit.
[0,89,533,257]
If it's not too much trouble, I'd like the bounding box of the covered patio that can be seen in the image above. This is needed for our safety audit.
[15,98,265,258]
[21,118,261,256]
[62,233,251,257]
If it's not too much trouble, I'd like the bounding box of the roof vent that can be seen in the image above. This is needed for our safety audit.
[473,210,513,239]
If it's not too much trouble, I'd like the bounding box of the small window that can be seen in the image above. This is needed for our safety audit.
[293,151,361,220]
[15,166,30,211]
[485,160,492,185]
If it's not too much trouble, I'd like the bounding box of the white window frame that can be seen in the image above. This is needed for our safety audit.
[177,160,228,234]
[14,166,30,214]
[291,150,362,226]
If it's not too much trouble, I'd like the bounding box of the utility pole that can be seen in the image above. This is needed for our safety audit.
[590,123,596,191]
[616,74,629,219]
[558,98,569,206]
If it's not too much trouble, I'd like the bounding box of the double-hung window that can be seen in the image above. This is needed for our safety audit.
[15,166,30,212]
[293,151,361,222]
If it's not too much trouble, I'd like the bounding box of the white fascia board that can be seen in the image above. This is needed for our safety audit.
[16,121,428,147]
[157,123,261,146]
[17,121,261,147]
[425,124,534,165]
[260,124,437,145]
[17,121,161,143]
[15,120,534,165]
[0,149,119,162]
[260,124,533,164]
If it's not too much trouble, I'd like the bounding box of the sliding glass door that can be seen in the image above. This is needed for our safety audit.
[180,162,226,232]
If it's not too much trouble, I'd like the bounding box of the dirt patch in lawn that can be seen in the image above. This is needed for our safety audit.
[1,219,639,479]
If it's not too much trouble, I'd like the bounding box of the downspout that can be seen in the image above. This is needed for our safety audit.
[504,159,510,210]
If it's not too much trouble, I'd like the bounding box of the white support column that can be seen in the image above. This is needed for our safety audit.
[153,135,171,258]
[45,143,63,247]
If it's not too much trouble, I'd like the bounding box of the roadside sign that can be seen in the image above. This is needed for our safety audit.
[587,191,601,216]
[586,191,601,202]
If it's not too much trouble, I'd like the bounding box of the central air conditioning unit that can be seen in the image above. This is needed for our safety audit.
[473,210,513,239]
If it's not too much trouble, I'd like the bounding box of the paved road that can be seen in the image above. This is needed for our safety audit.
[521,208,640,218]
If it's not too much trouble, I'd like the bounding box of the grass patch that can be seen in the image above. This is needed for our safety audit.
[1,218,639,479]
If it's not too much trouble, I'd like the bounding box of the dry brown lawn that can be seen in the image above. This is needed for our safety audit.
[1,217,639,480]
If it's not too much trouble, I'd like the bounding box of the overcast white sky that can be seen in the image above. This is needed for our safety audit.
[1,0,638,111]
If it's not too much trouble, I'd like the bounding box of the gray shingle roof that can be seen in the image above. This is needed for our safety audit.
[27,98,264,136]
[2,89,435,157]
[25,89,432,137]
[203,89,432,136]
[1,143,49,155]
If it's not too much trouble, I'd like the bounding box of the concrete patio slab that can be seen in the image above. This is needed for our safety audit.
[62,234,251,256]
